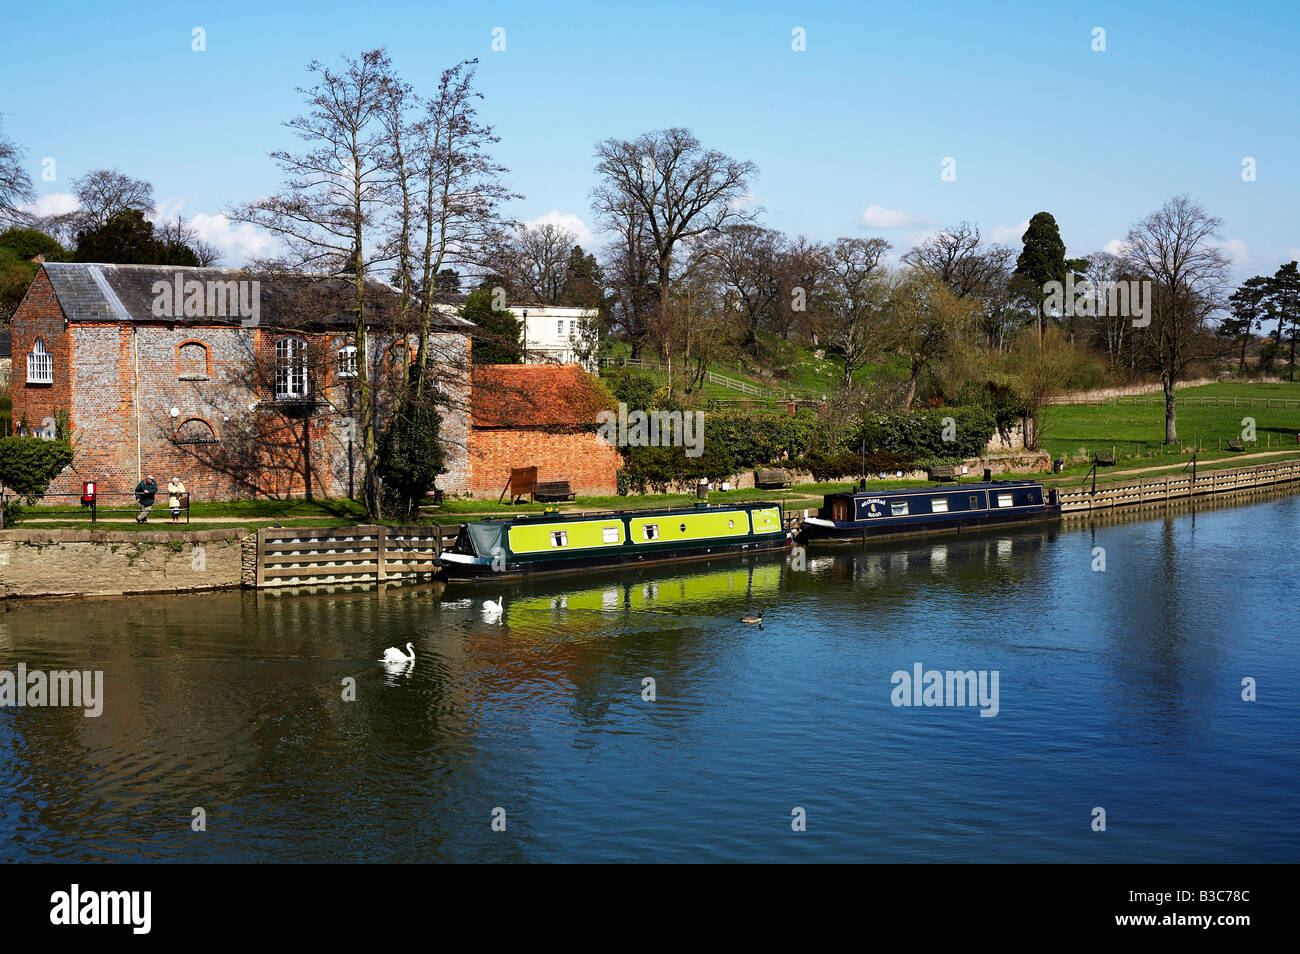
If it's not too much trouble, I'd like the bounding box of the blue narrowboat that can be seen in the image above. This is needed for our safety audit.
[798,480,1060,541]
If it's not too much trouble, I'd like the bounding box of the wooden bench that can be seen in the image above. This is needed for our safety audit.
[535,480,575,502]
[755,468,791,489]
[1094,453,1117,467]
[928,465,958,481]
[1227,439,1246,452]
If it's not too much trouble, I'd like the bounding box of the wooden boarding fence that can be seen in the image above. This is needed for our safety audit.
[1057,459,1300,514]
[254,524,461,588]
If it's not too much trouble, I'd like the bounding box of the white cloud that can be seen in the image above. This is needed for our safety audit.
[20,192,80,218]
[903,227,941,249]
[1102,238,1129,257]
[1284,248,1300,262]
[990,220,1030,245]
[860,205,929,229]
[186,212,278,264]
[1212,238,1249,266]
[522,210,595,248]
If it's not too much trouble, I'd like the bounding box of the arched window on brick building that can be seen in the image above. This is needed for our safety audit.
[274,336,308,400]
[177,341,210,380]
[173,417,218,444]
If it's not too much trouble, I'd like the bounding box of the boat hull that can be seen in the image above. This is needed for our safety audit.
[438,535,791,580]
[799,480,1061,543]
[799,507,1059,542]
[436,502,791,581]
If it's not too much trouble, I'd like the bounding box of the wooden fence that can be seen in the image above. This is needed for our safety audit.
[1057,394,1300,409]
[1058,459,1300,514]
[253,524,461,587]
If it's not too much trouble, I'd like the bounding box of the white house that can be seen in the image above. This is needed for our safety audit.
[516,304,598,371]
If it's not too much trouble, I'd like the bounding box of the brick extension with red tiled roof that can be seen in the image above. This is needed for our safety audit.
[471,363,614,430]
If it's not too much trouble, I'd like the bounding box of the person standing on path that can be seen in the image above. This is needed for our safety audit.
[135,474,158,523]
[167,477,186,525]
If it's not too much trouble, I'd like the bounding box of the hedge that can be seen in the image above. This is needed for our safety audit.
[0,437,75,524]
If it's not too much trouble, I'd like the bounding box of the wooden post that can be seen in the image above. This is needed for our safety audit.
[255,528,266,588]
[376,525,387,583]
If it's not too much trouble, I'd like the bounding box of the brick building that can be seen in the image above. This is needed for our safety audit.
[468,364,620,497]
[8,263,473,501]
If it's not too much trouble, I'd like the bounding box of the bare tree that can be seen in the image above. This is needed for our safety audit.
[1080,251,1130,371]
[70,168,155,232]
[592,128,757,359]
[155,215,222,266]
[231,48,396,517]
[778,235,826,344]
[707,224,784,353]
[902,223,1011,300]
[514,223,577,303]
[602,212,659,357]
[0,118,35,226]
[407,59,516,387]
[889,269,976,410]
[818,237,891,388]
[1124,194,1230,444]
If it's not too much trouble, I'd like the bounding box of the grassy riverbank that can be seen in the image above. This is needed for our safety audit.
[11,381,1299,532]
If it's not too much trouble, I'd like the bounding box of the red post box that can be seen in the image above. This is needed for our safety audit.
[81,480,96,505]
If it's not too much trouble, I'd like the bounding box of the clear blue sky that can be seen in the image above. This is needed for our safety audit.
[2,0,1296,278]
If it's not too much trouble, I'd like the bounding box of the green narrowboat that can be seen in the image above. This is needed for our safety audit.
[436,501,790,579]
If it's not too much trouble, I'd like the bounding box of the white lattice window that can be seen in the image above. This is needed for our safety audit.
[27,338,53,384]
[337,345,357,379]
[275,337,308,400]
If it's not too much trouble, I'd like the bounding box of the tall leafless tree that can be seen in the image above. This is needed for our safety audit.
[707,223,784,354]
[592,128,757,359]
[69,168,155,232]
[231,48,395,517]
[0,118,35,227]
[1124,194,1230,444]
[818,237,891,388]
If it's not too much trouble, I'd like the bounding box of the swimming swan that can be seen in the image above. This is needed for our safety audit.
[381,642,415,663]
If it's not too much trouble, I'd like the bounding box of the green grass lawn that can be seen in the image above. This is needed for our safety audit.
[599,337,908,405]
[1042,381,1300,463]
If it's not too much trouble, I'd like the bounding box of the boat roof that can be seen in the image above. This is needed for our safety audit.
[472,500,780,527]
[837,480,1042,498]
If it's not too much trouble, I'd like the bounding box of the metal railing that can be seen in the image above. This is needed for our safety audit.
[21,491,192,525]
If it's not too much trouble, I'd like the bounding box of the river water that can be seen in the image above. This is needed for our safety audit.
[1,492,1297,862]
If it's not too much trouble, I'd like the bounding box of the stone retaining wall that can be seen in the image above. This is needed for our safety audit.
[0,528,250,599]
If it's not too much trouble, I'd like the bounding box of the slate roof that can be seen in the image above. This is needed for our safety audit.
[39,263,473,331]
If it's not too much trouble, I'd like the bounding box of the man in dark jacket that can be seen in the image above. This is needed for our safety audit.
[134,474,158,523]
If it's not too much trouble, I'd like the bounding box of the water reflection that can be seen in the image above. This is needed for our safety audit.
[1,491,1297,862]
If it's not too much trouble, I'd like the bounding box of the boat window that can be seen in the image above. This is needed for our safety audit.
[603,527,620,543]
[997,494,1013,508]
[969,496,979,508]
[550,530,568,547]
[645,524,659,540]
[891,501,908,516]
[931,498,949,513]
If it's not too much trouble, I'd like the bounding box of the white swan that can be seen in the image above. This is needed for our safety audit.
[483,596,504,621]
[381,642,415,663]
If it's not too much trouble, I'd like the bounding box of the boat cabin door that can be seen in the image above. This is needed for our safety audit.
[832,498,851,522]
